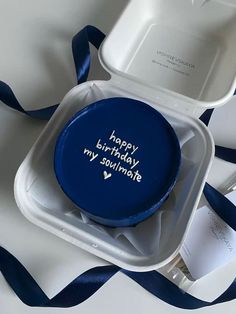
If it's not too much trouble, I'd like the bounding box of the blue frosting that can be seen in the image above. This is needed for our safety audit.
[54,98,181,227]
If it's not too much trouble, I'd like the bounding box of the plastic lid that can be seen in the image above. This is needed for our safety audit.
[99,0,236,111]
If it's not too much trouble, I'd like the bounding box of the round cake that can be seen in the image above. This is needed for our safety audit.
[54,97,181,227]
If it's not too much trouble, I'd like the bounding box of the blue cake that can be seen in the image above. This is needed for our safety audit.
[54,97,181,227]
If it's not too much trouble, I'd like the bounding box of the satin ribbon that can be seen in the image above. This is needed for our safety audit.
[199,98,236,231]
[0,25,236,309]
[1,246,236,309]
[200,95,236,164]
[0,25,105,120]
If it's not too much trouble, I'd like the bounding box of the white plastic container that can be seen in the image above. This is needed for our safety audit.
[14,0,236,274]
[100,0,236,115]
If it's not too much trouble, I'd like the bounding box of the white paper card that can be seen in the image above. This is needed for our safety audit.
[180,191,236,280]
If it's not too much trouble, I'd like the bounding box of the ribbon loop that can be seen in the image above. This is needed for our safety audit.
[200,92,236,164]
[72,25,106,84]
[1,246,236,309]
[0,26,105,120]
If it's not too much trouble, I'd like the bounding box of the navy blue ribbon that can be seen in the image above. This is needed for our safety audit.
[199,91,236,164]
[1,246,236,309]
[0,25,105,120]
[199,97,236,231]
[0,25,236,309]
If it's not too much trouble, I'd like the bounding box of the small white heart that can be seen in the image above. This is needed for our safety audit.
[103,171,112,180]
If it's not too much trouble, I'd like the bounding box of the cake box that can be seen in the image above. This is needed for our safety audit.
[14,0,236,282]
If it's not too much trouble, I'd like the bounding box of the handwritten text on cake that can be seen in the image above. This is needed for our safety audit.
[83,130,142,183]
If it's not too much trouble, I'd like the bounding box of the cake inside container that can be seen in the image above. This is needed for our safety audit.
[100,0,236,104]
[14,81,213,271]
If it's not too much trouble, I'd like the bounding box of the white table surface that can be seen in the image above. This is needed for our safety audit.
[0,1,236,313]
